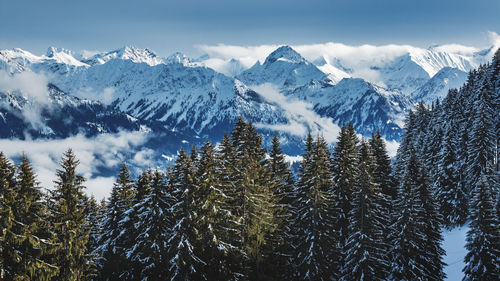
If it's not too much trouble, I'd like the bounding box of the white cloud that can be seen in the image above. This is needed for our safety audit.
[197,44,279,67]
[251,83,341,143]
[0,70,53,130]
[197,39,495,83]
[75,87,115,105]
[0,130,151,200]
[0,71,50,104]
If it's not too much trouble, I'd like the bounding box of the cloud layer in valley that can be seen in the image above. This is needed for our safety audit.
[251,83,341,143]
[0,131,153,200]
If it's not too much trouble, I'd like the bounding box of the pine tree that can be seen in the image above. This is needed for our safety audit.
[368,130,394,271]
[96,163,134,281]
[217,120,278,279]
[168,148,205,280]
[292,136,336,280]
[466,76,496,192]
[331,122,359,271]
[436,123,468,227]
[11,156,58,280]
[48,149,93,281]
[462,174,500,280]
[341,141,389,281]
[0,153,19,280]
[389,150,428,280]
[193,140,230,280]
[263,134,294,279]
[214,134,242,278]
[117,169,153,281]
[416,165,446,280]
[86,196,103,256]
[126,170,173,280]
[370,130,396,200]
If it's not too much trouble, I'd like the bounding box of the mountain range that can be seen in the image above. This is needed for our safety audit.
[0,43,496,168]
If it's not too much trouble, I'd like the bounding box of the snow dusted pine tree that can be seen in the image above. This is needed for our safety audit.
[126,170,173,280]
[96,163,135,281]
[263,134,295,280]
[436,121,468,228]
[11,156,58,280]
[462,69,500,280]
[331,122,359,272]
[194,141,231,280]
[389,150,428,280]
[48,149,93,281]
[215,134,243,279]
[341,141,389,281]
[370,130,396,200]
[118,169,153,280]
[462,174,500,280]
[416,165,446,280]
[292,135,336,280]
[0,153,17,280]
[217,118,278,280]
[168,148,206,280]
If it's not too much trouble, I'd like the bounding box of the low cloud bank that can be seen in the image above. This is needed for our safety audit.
[251,83,341,143]
[0,131,153,200]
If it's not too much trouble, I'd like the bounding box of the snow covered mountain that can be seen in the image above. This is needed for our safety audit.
[199,42,497,99]
[0,43,490,160]
[412,67,468,103]
[0,84,143,139]
[237,46,411,140]
[238,46,332,89]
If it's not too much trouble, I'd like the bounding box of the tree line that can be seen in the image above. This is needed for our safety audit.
[0,50,499,281]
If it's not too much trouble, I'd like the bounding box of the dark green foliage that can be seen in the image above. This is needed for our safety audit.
[48,149,93,281]
[0,153,21,280]
[370,130,396,200]
[462,175,500,280]
[263,134,294,279]
[116,168,153,280]
[126,170,173,280]
[389,151,428,280]
[96,163,135,281]
[12,156,58,280]
[331,122,360,269]
[193,141,230,280]
[168,148,205,280]
[341,141,389,281]
[292,135,336,280]
[436,123,468,227]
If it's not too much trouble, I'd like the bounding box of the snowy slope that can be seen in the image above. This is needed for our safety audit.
[199,42,496,100]
[238,47,411,140]
[81,46,164,66]
[442,225,468,281]
[238,46,332,89]
[412,67,468,103]
[0,84,142,139]
[0,43,487,152]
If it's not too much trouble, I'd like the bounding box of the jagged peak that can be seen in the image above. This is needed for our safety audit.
[265,45,306,64]
[165,52,191,65]
[45,46,73,57]
[43,46,87,66]
[86,46,163,66]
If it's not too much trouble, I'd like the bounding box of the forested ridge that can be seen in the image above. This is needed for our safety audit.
[0,50,498,281]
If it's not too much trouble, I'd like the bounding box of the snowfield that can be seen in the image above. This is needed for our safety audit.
[442,225,469,280]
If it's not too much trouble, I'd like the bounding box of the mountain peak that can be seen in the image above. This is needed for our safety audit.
[44,46,87,66]
[46,46,73,58]
[265,45,306,64]
[85,46,163,66]
[165,52,191,65]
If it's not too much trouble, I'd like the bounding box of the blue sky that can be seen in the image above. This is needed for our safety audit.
[1,0,498,56]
